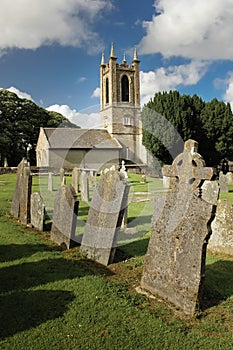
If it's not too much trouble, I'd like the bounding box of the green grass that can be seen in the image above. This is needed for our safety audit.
[1,174,233,349]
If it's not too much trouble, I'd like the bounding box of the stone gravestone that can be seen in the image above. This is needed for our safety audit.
[219,172,229,193]
[60,168,66,186]
[80,170,130,266]
[11,158,32,225]
[72,167,79,193]
[80,170,89,202]
[30,192,45,231]
[208,199,233,256]
[48,172,53,191]
[141,139,219,316]
[51,185,79,249]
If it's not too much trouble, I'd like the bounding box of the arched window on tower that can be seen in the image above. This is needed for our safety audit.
[106,77,109,104]
[121,75,129,102]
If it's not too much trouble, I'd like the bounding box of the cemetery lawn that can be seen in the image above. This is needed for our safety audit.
[0,174,233,350]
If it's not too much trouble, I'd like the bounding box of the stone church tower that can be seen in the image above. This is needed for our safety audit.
[100,44,146,163]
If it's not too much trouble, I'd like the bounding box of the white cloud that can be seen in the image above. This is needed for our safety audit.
[4,86,34,101]
[0,0,112,54]
[46,104,101,129]
[92,87,100,98]
[78,77,87,83]
[223,72,233,110]
[139,0,233,60]
[140,61,208,105]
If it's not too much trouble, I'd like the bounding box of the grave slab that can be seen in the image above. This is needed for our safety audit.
[30,192,45,231]
[81,170,130,266]
[51,185,79,249]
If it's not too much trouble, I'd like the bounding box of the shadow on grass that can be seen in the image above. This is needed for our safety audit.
[117,236,150,259]
[0,289,74,339]
[0,256,113,293]
[127,215,152,227]
[0,243,53,263]
[201,259,233,310]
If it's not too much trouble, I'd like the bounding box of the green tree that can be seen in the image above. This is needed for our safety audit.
[141,91,233,166]
[0,90,77,166]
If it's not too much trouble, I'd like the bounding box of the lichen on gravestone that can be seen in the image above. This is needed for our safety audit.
[141,139,219,316]
[80,170,130,266]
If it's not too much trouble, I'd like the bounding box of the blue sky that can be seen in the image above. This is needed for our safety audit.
[1,0,233,128]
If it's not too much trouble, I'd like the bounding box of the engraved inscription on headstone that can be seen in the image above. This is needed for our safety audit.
[51,185,79,249]
[80,170,130,266]
[141,140,219,315]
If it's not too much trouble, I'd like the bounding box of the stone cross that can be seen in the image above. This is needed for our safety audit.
[141,139,219,316]
[80,170,130,266]
[51,185,79,249]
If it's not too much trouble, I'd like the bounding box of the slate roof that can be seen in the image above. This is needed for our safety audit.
[42,128,122,149]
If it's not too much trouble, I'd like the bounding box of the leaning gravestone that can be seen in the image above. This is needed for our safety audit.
[141,139,219,316]
[11,158,32,225]
[80,170,130,266]
[30,192,45,231]
[51,185,79,249]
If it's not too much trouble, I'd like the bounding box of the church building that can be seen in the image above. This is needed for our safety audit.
[36,44,147,170]
[100,44,147,164]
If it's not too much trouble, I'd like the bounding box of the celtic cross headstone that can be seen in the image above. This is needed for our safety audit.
[141,140,219,315]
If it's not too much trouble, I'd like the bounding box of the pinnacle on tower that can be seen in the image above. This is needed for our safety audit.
[133,47,139,61]
[110,43,116,58]
[101,51,105,65]
[122,53,127,64]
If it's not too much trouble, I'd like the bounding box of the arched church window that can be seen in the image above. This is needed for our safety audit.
[121,75,129,102]
[106,78,109,104]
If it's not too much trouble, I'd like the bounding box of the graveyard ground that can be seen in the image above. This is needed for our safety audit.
[0,173,233,349]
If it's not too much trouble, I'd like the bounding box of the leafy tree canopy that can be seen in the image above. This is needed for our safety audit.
[141,90,233,166]
[0,89,78,166]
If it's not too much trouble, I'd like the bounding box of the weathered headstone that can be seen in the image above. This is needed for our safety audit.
[72,167,79,193]
[11,158,27,218]
[208,199,233,256]
[140,174,147,183]
[141,139,219,316]
[48,172,53,191]
[219,172,229,192]
[80,170,130,265]
[11,158,32,225]
[30,192,45,231]
[51,185,79,249]
[226,171,233,185]
[60,168,66,186]
[80,170,89,202]
[119,160,128,179]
